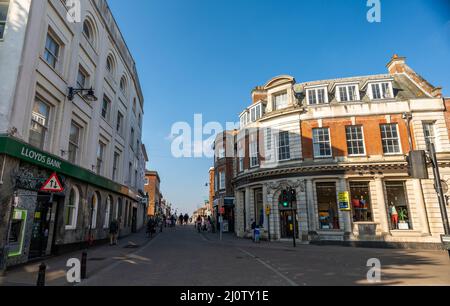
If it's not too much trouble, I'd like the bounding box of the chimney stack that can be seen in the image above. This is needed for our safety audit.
[386,54,407,74]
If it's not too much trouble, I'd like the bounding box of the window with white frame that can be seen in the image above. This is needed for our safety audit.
[96,142,105,175]
[346,126,365,156]
[313,128,332,158]
[65,186,80,229]
[44,31,60,69]
[240,112,248,128]
[219,171,225,190]
[68,121,82,164]
[0,0,10,39]
[337,85,359,102]
[266,127,272,151]
[277,131,291,161]
[77,66,89,89]
[273,92,288,110]
[307,87,327,105]
[104,196,112,228]
[250,104,262,122]
[112,152,120,180]
[250,133,259,167]
[370,82,393,100]
[380,124,401,154]
[238,145,244,172]
[101,95,111,121]
[29,97,51,149]
[422,121,436,151]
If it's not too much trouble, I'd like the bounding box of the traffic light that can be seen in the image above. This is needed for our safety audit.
[280,190,289,208]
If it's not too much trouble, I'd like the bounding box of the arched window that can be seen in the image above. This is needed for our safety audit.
[65,186,80,229]
[132,98,137,114]
[104,195,112,228]
[90,192,100,229]
[120,76,127,95]
[106,55,115,76]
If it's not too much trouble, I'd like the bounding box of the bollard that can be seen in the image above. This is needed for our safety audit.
[36,263,46,286]
[81,251,87,280]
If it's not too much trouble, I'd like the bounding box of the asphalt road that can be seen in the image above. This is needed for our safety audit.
[80,225,450,286]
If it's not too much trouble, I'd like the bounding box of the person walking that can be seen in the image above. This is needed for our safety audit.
[147,217,156,238]
[109,218,119,246]
[196,215,202,233]
[184,213,189,225]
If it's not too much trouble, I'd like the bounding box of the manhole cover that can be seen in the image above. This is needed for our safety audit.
[89,257,106,261]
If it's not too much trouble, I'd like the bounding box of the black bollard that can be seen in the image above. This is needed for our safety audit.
[36,263,46,286]
[81,252,87,280]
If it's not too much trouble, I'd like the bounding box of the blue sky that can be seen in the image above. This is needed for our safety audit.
[107,0,450,215]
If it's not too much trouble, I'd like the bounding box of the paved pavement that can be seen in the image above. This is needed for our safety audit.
[2,225,450,286]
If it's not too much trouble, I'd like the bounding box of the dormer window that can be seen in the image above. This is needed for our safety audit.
[240,112,248,128]
[306,87,328,105]
[250,103,263,122]
[369,82,393,100]
[336,85,359,102]
[273,92,288,110]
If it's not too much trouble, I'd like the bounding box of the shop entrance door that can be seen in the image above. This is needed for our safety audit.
[280,210,298,239]
[29,193,53,259]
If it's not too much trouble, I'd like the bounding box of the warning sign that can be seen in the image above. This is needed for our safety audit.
[40,173,64,193]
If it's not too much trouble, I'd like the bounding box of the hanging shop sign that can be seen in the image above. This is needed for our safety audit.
[338,192,351,211]
[265,205,271,216]
[40,173,64,193]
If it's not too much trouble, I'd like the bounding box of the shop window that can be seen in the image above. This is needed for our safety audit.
[0,0,10,39]
[104,196,112,228]
[316,182,339,230]
[385,181,412,230]
[254,189,264,227]
[349,182,373,222]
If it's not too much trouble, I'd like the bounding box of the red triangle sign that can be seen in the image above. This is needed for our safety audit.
[40,173,64,193]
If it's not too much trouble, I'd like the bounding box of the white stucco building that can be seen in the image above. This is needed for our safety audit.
[0,0,148,267]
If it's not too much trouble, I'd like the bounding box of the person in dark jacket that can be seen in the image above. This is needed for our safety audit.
[147,218,156,238]
[109,219,119,246]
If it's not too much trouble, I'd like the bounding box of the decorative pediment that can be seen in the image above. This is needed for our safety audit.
[264,75,295,90]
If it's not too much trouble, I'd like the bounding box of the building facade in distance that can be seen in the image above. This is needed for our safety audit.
[145,170,161,217]
[0,0,147,268]
[233,55,449,248]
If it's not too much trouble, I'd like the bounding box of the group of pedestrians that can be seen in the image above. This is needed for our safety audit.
[196,215,215,233]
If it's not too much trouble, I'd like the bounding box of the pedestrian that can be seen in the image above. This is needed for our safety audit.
[196,215,202,233]
[184,213,189,225]
[147,217,156,238]
[251,219,257,242]
[109,218,119,246]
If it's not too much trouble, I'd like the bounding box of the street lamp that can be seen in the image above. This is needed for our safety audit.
[68,87,98,102]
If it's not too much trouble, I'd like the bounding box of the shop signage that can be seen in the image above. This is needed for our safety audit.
[0,136,136,200]
[40,173,64,193]
[338,192,351,211]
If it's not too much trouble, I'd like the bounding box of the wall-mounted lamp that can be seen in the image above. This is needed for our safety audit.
[68,87,98,102]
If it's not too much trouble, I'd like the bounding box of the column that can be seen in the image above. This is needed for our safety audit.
[245,187,251,233]
[338,178,352,234]
[375,176,389,234]
[306,179,316,232]
[413,179,431,235]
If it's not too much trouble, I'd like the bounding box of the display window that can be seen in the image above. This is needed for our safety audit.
[385,181,412,230]
[316,182,340,230]
[349,182,373,222]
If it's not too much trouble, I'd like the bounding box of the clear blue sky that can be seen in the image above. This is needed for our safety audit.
[107,0,450,215]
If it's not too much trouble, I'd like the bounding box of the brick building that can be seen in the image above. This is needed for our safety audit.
[233,55,450,248]
[144,171,161,217]
[213,130,238,232]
